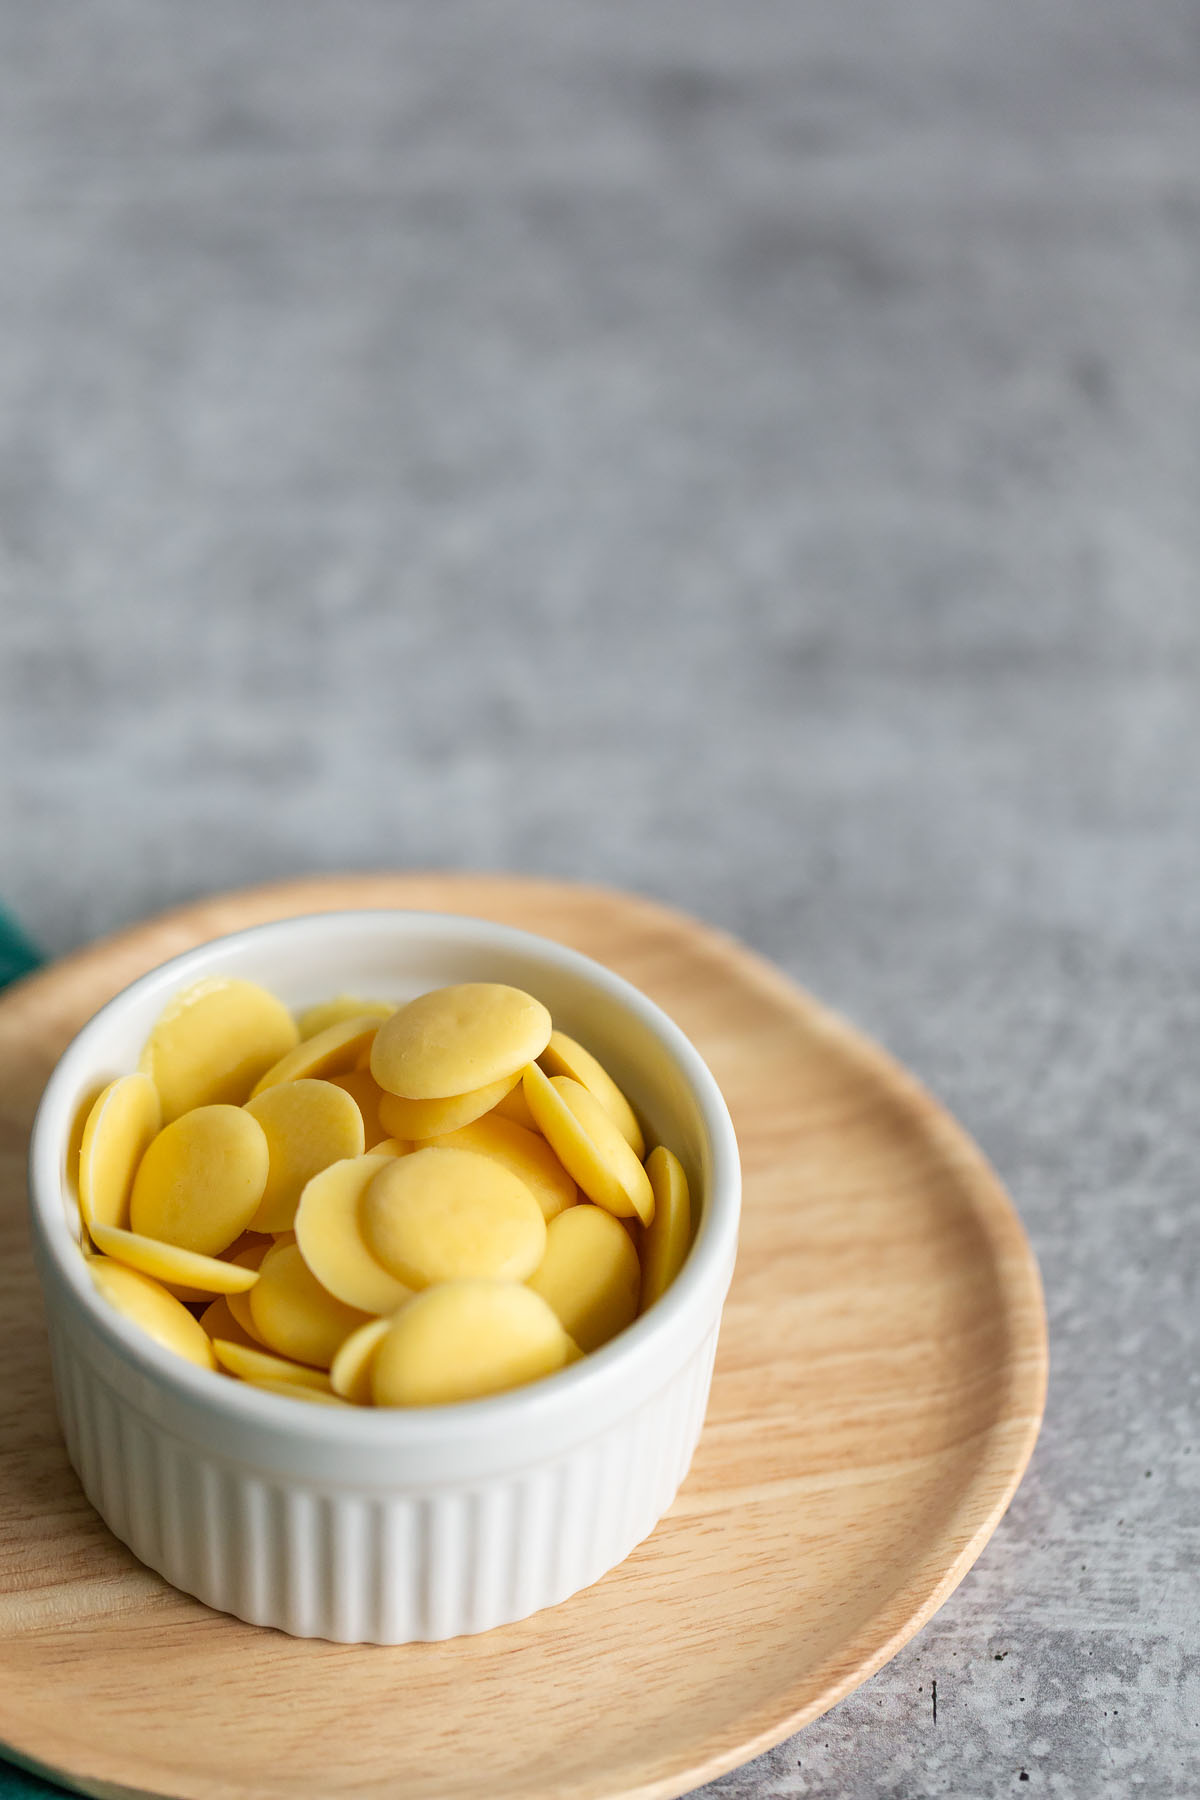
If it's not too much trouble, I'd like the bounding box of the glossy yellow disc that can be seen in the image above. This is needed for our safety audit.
[376,1071,520,1141]
[247,1379,353,1406]
[243,1078,366,1233]
[224,1240,271,1342]
[435,1116,577,1223]
[128,1104,270,1255]
[248,1241,370,1368]
[78,1073,161,1234]
[66,1085,100,1226]
[88,1222,261,1294]
[211,1338,334,1391]
[489,1081,538,1131]
[371,1281,573,1406]
[88,1257,217,1370]
[362,1148,547,1290]
[522,1065,655,1225]
[539,1031,645,1159]
[249,1015,382,1097]
[527,1204,642,1352]
[139,978,299,1122]
[371,1137,410,1158]
[640,1145,694,1311]
[199,1294,259,1349]
[165,1233,264,1303]
[294,1155,414,1314]
[329,1316,393,1404]
[370,983,552,1100]
[297,996,393,1040]
[327,1067,390,1148]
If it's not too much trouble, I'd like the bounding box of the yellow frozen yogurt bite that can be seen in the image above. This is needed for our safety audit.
[79,970,697,1406]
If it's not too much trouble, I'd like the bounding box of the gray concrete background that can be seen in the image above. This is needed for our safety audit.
[1,3,1197,1796]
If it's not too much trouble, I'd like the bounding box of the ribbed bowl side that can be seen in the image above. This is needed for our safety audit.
[46,1320,721,1644]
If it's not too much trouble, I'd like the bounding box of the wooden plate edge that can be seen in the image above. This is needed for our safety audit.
[0,872,1049,1800]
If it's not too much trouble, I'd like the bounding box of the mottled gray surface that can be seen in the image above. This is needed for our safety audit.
[1,3,1198,1796]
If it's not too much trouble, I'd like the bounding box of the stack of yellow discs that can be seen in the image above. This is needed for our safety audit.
[74,977,697,1407]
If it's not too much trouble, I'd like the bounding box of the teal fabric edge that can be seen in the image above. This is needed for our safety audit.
[0,914,67,1797]
[0,909,41,991]
[0,1754,76,1799]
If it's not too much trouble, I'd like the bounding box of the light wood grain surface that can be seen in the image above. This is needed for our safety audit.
[0,875,1047,1800]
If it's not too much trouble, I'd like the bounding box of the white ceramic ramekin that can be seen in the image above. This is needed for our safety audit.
[28,910,741,1643]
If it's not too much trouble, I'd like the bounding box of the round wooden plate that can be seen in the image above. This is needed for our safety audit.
[0,875,1046,1800]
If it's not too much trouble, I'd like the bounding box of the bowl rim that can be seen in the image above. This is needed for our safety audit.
[29,907,741,1448]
